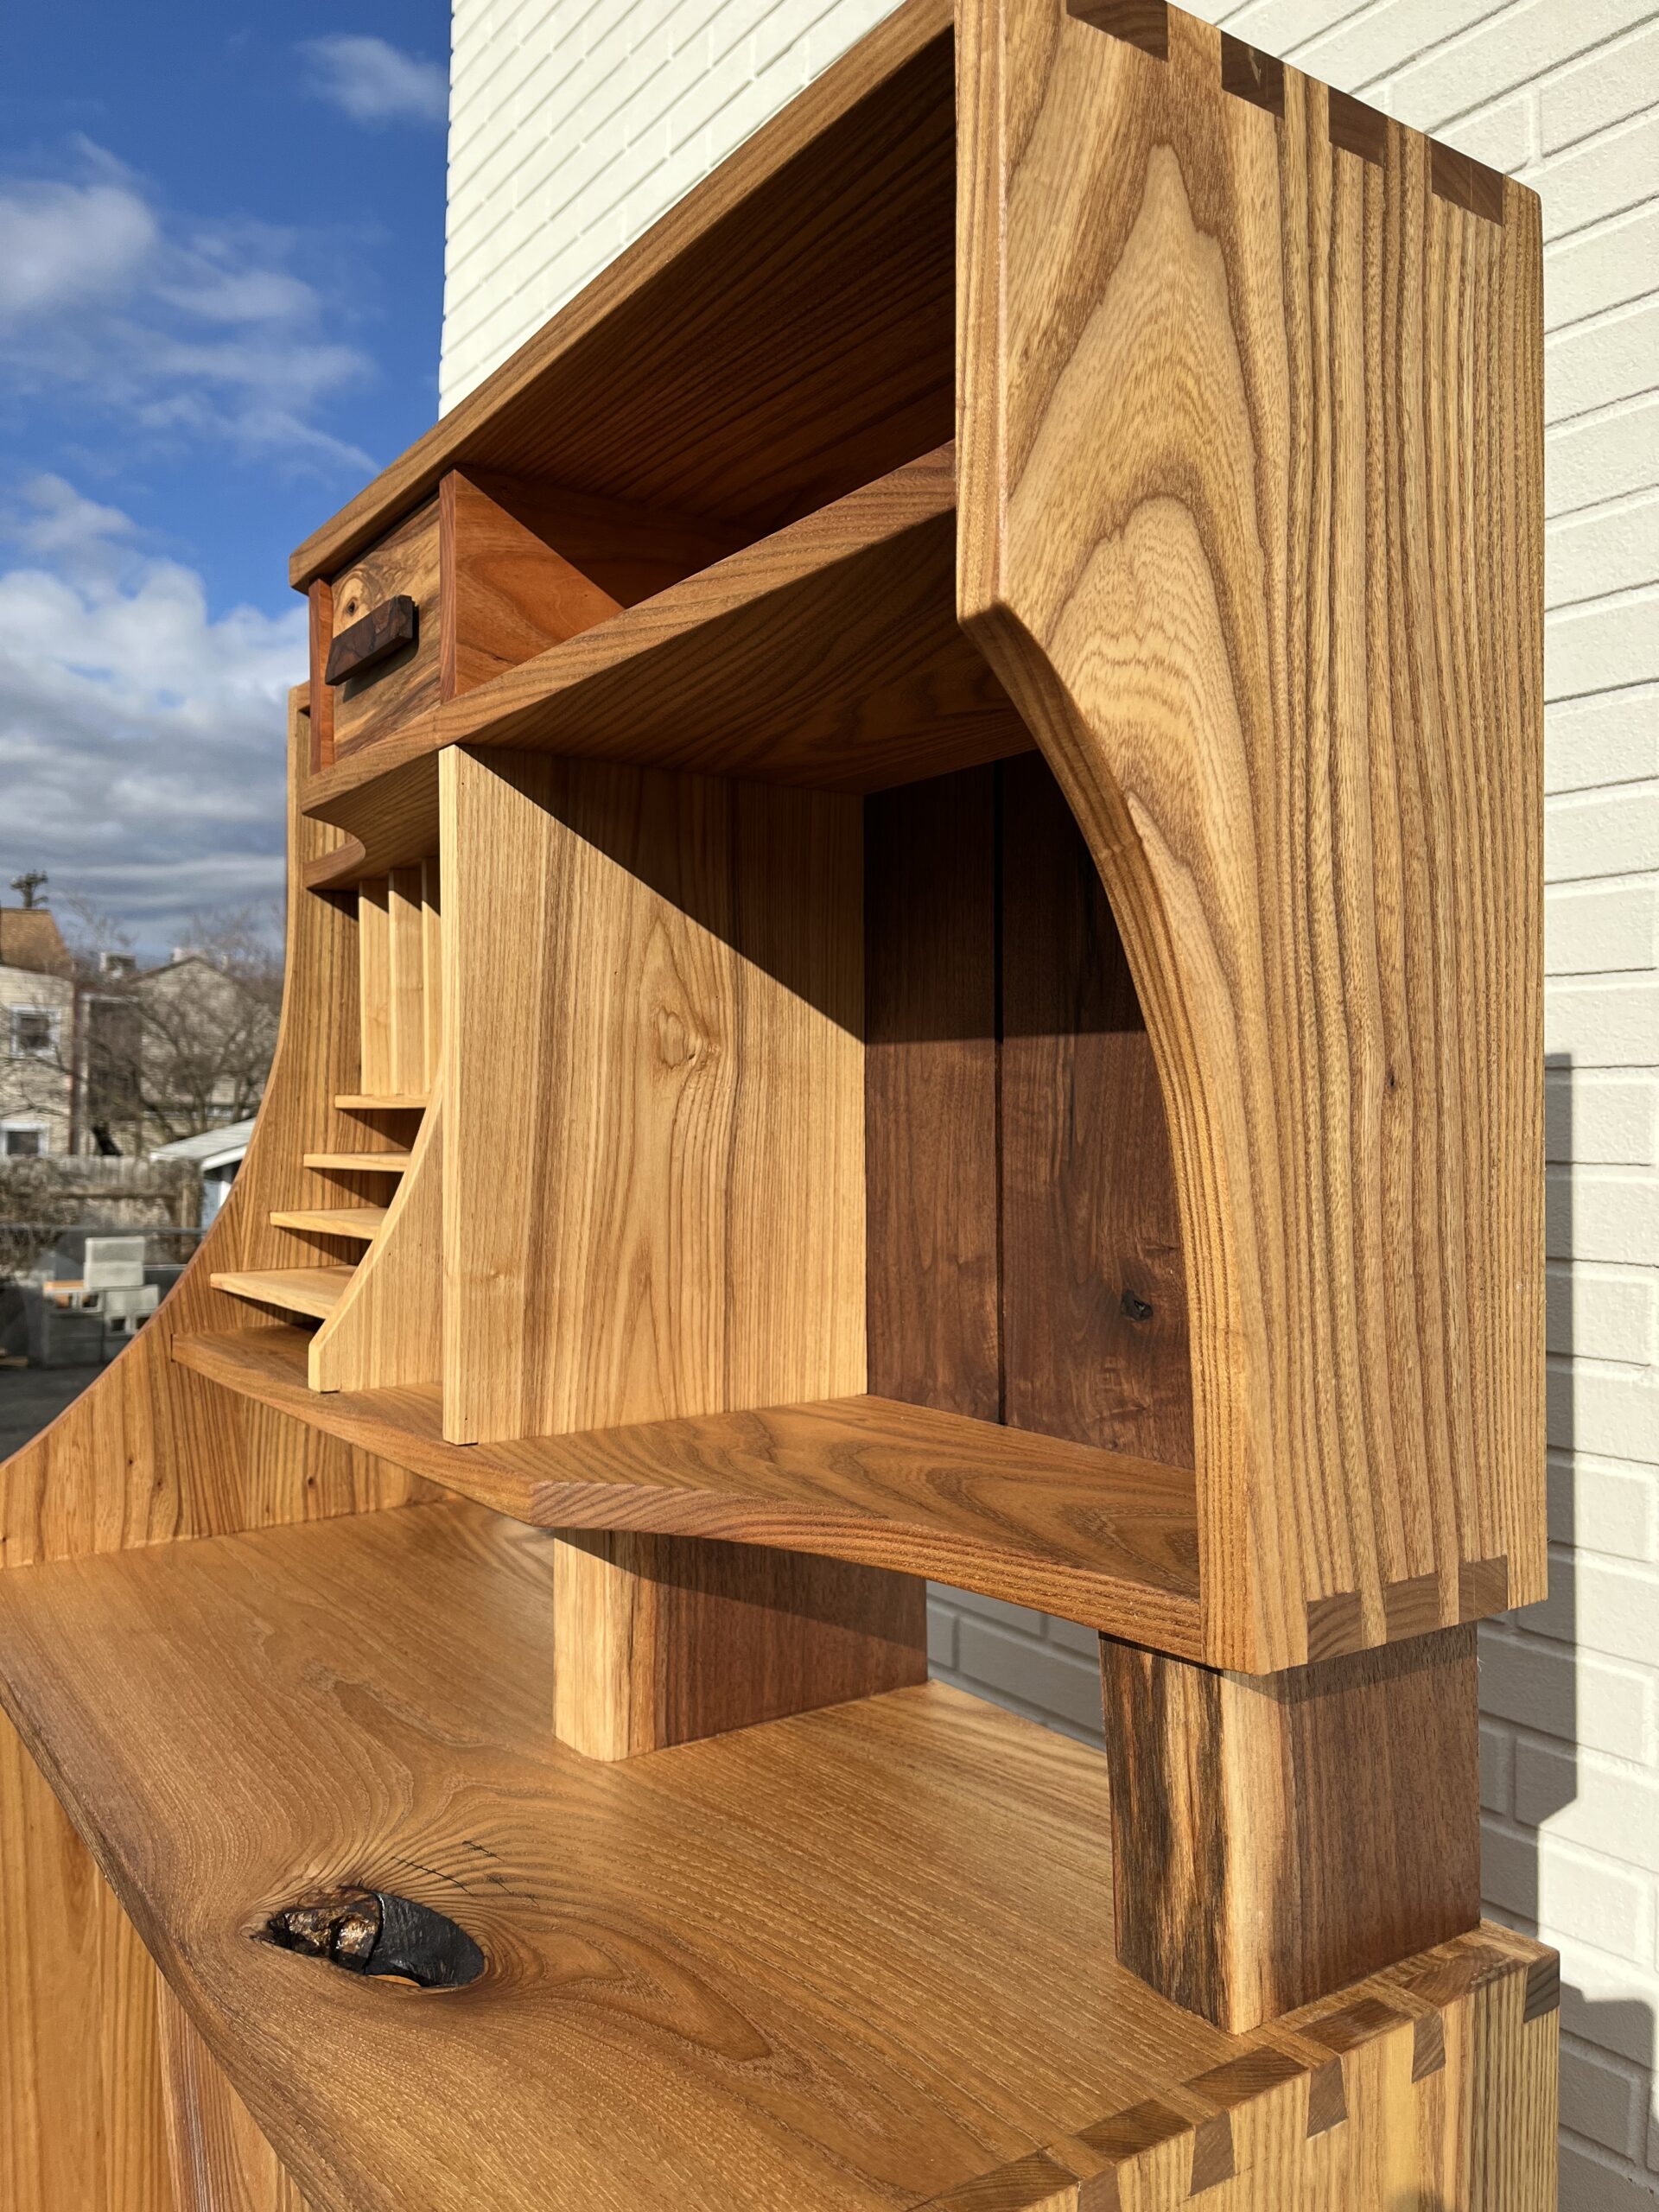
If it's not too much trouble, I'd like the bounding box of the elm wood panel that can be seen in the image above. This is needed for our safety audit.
[958,0,1546,1669]
[999,755,1192,1470]
[1100,1629,1480,2031]
[0,1709,175,2212]
[290,0,955,587]
[438,470,623,701]
[0,1501,1236,2212]
[299,753,441,893]
[172,1326,1205,1650]
[0,690,426,1571]
[299,448,1032,806]
[865,767,1001,1421]
[441,750,866,1445]
[327,496,441,758]
[353,880,392,1098]
[158,1983,309,2212]
[550,1529,926,1759]
[308,1095,442,1394]
[385,866,426,1097]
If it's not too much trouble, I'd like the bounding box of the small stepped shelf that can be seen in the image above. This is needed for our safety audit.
[171,1323,1204,1649]
[207,1268,355,1323]
[0,1501,1555,2212]
[0,0,1551,2202]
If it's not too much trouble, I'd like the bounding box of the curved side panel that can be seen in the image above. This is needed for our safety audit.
[0,689,429,1567]
[958,0,1544,1668]
[309,1090,442,1393]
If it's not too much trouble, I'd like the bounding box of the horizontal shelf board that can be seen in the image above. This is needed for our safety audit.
[0,1501,1546,2212]
[302,1152,411,1175]
[268,1207,387,1242]
[333,1093,429,1113]
[207,1270,353,1323]
[289,0,954,588]
[302,753,441,892]
[302,448,1032,816]
[173,1325,1202,1649]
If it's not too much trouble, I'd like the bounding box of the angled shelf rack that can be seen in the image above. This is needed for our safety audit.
[0,0,1553,2207]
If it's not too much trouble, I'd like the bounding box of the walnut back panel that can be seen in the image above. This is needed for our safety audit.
[959,0,1545,1669]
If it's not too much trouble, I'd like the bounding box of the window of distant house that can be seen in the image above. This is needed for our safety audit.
[3,1124,45,1156]
[10,1007,59,1058]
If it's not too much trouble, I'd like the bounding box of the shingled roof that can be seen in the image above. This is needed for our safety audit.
[0,906,75,981]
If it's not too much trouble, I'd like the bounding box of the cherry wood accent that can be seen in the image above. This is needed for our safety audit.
[1100,1628,1481,2031]
[999,755,1193,1470]
[327,497,441,759]
[550,1529,925,1759]
[174,1323,1205,1651]
[865,767,1000,1421]
[437,471,622,701]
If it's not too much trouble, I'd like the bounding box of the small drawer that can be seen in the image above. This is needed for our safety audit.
[312,494,442,762]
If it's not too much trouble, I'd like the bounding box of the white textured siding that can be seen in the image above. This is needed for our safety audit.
[442,3,1659,2201]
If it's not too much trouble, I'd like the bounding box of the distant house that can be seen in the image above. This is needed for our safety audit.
[150,1116,257,1226]
[79,948,280,1158]
[0,906,76,1157]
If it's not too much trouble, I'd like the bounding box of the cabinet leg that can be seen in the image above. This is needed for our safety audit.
[552,1532,928,1760]
[1100,1627,1481,2031]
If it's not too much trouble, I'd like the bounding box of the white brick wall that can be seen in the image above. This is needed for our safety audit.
[442,3,1659,2198]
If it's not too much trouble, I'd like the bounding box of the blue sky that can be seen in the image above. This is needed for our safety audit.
[1,3,450,957]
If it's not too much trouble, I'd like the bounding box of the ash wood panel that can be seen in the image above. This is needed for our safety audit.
[0,1503,1552,2212]
[385,866,426,1098]
[420,858,442,1089]
[301,1154,410,1177]
[159,1982,309,2212]
[438,469,622,700]
[1100,1629,1480,2031]
[267,1209,386,1242]
[441,749,866,1445]
[353,880,391,1099]
[300,449,1030,808]
[865,767,1000,1421]
[958,0,1546,1669]
[551,1529,925,1758]
[309,1096,442,1394]
[327,496,439,758]
[290,0,955,588]
[0,690,424,1573]
[211,1269,354,1325]
[299,753,440,893]
[333,1092,427,1113]
[0,1709,174,2212]
[173,1327,1205,1650]
[1000,755,1193,1470]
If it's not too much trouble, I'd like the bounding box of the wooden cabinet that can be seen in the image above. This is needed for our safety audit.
[0,1,1554,2206]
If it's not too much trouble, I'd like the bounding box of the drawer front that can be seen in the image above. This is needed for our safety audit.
[325,494,441,756]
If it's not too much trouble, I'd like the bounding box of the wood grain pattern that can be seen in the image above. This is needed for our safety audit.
[300,448,1031,806]
[327,498,440,758]
[865,767,1001,1421]
[550,1529,925,1758]
[441,748,866,1444]
[1000,755,1192,1469]
[420,856,442,1090]
[321,596,416,688]
[1100,1629,1480,2030]
[459,469,747,607]
[172,1325,1205,1650]
[353,880,391,1099]
[438,469,622,700]
[958,0,1546,1669]
[158,1981,308,2212]
[299,753,440,893]
[385,865,427,1098]
[266,1209,386,1242]
[210,1269,355,1323]
[289,0,956,588]
[0,1710,175,2212]
[0,1503,1553,2212]
[308,1096,442,1394]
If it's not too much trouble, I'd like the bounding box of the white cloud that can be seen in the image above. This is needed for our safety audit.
[0,481,298,951]
[301,35,448,126]
[0,149,374,474]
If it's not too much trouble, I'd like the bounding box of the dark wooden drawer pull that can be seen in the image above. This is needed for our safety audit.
[325,595,418,686]
[264,1887,485,1988]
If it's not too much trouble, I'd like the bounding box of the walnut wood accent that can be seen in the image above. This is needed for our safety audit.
[959,0,1545,1670]
[440,750,865,1445]
[1000,755,1192,1470]
[1327,84,1388,166]
[174,1325,1205,1649]
[303,448,1030,808]
[865,767,1000,1421]
[1432,139,1508,224]
[551,1530,925,1758]
[1065,1,1168,60]
[289,0,956,588]
[327,498,440,758]
[1100,1629,1481,2031]
[0,1503,1555,2212]
[159,1981,309,2212]
[322,595,417,688]
[438,470,622,701]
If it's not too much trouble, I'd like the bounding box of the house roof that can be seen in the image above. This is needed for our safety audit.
[0,906,74,980]
[150,1116,257,1168]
